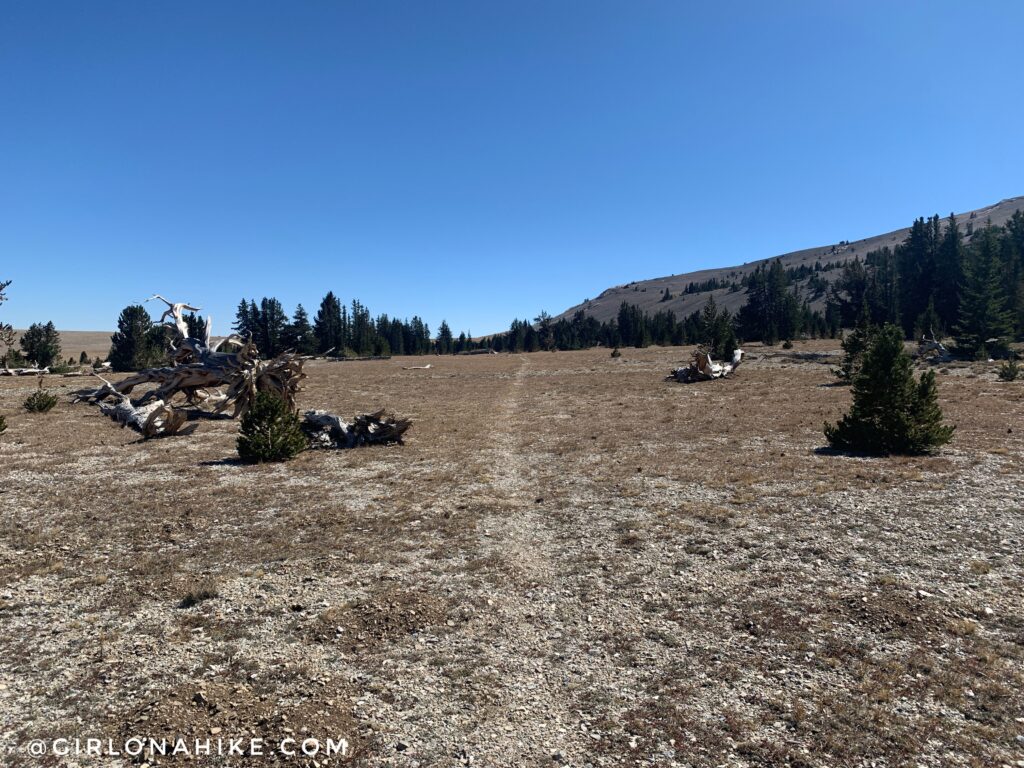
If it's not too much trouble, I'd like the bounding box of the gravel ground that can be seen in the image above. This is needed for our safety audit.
[1,341,1022,767]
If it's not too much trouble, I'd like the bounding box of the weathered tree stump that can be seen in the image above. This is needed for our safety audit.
[302,409,411,448]
[668,348,744,383]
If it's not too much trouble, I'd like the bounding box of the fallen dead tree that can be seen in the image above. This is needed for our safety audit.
[667,348,743,383]
[2,365,49,376]
[303,409,411,448]
[88,373,196,438]
[74,295,411,445]
[75,295,304,426]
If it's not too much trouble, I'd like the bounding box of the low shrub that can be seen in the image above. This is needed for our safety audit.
[0,414,6,435]
[610,347,622,358]
[179,579,219,608]
[998,355,1019,381]
[236,391,307,464]
[24,388,58,413]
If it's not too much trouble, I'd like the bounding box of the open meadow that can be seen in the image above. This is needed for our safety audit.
[1,342,1022,767]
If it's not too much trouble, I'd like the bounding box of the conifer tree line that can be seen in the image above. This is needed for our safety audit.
[100,292,477,368]
[485,262,829,352]
[484,301,744,357]
[488,208,1024,356]
[231,293,446,357]
[826,210,1024,357]
[26,205,1021,374]
[101,208,1022,368]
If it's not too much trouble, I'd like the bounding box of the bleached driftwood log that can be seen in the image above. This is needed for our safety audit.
[85,373,194,437]
[75,295,306,436]
[99,394,193,437]
[668,348,744,383]
[2,365,49,376]
[302,409,411,448]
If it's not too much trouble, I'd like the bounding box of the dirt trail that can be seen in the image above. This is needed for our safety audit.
[468,353,586,764]
[483,354,556,582]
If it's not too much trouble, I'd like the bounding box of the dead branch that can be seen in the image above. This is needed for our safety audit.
[2,364,50,376]
[74,295,412,450]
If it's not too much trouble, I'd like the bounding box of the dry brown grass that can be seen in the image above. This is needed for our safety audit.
[1,340,1022,766]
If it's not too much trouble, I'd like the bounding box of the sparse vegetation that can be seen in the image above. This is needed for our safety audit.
[178,579,219,608]
[0,413,6,435]
[1,341,1019,767]
[23,384,58,413]
[998,354,1020,381]
[236,391,308,463]
[825,324,954,453]
[610,347,621,358]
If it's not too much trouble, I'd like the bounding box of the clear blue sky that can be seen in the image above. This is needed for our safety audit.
[2,1,1022,334]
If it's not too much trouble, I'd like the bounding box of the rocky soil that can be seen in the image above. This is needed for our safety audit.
[1,342,1022,767]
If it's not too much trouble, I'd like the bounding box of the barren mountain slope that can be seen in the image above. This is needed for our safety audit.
[557,196,1024,323]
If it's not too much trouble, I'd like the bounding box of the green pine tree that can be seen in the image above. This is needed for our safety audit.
[284,304,317,354]
[19,321,62,368]
[314,292,343,354]
[109,305,165,372]
[436,321,454,354]
[834,300,872,383]
[955,226,1012,357]
[825,324,954,454]
[236,392,308,463]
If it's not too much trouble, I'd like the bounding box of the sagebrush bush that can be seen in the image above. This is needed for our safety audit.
[825,324,954,454]
[236,391,307,464]
[24,388,58,413]
[610,347,622,358]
